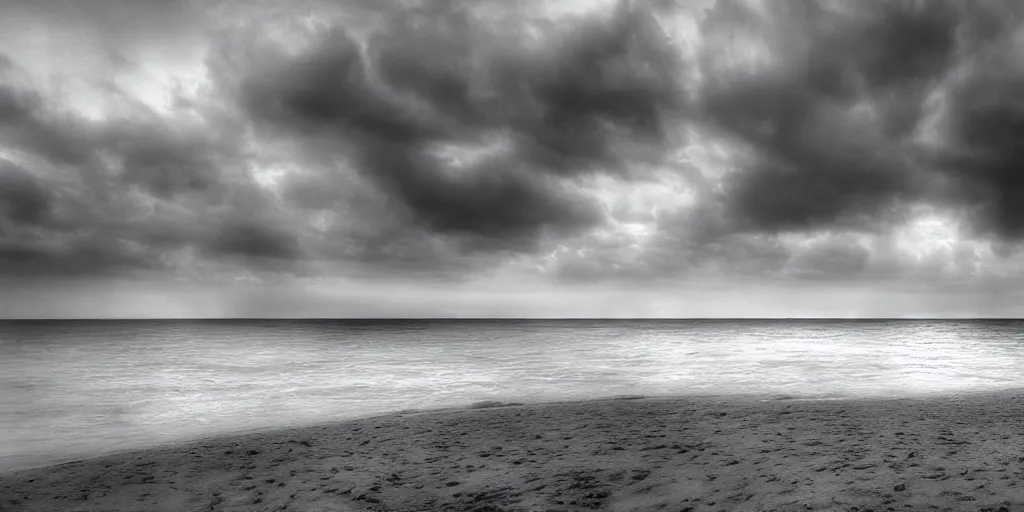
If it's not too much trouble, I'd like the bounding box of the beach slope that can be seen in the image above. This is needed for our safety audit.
[2,393,1023,511]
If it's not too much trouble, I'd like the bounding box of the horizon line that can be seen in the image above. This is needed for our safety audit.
[2,317,1023,322]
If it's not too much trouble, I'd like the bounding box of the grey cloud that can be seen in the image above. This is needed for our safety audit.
[102,122,226,200]
[229,0,689,252]
[4,0,202,50]
[206,219,303,261]
[707,88,915,233]
[806,1,959,100]
[933,49,1024,240]
[695,0,968,235]
[355,141,600,248]
[0,75,37,121]
[551,200,791,283]
[0,60,290,277]
[0,70,94,167]
[785,237,871,280]
[642,0,1024,285]
[0,163,51,225]
[0,229,163,278]
[7,0,1024,288]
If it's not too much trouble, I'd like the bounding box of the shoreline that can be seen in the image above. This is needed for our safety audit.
[3,390,1023,511]
[0,390,956,474]
[0,392,860,474]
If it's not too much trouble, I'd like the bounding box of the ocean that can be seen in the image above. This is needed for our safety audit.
[0,319,1021,472]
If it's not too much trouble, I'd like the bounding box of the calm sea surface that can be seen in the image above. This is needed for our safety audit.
[1,319,1022,472]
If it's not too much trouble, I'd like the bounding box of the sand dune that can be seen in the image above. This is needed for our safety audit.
[2,392,1023,511]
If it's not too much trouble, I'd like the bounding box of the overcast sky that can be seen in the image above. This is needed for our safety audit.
[2,0,1024,318]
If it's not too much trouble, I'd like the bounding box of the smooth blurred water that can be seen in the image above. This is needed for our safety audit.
[0,319,1022,472]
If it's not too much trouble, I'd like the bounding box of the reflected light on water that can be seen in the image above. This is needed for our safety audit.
[0,319,1021,471]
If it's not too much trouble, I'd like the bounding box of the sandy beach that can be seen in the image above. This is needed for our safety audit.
[2,392,1023,512]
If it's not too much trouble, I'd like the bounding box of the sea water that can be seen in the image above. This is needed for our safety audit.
[1,319,1021,472]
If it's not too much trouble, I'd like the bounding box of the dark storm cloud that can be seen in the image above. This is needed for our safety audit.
[0,163,169,278]
[6,0,1024,287]
[547,0,1024,284]
[0,236,161,278]
[230,0,689,250]
[551,0,1024,286]
[356,142,599,247]
[696,0,965,234]
[0,162,51,225]
[933,45,1024,240]
[691,0,1024,248]
[102,121,227,200]
[0,58,286,277]
[206,219,303,261]
[0,66,94,167]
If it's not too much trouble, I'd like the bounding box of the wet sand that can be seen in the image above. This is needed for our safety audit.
[2,392,1023,512]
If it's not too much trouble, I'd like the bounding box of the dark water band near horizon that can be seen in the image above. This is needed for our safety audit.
[1,319,1022,473]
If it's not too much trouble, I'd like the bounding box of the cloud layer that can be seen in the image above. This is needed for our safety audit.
[4,0,1024,292]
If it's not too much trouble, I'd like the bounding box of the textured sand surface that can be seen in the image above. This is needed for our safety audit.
[2,392,1023,512]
